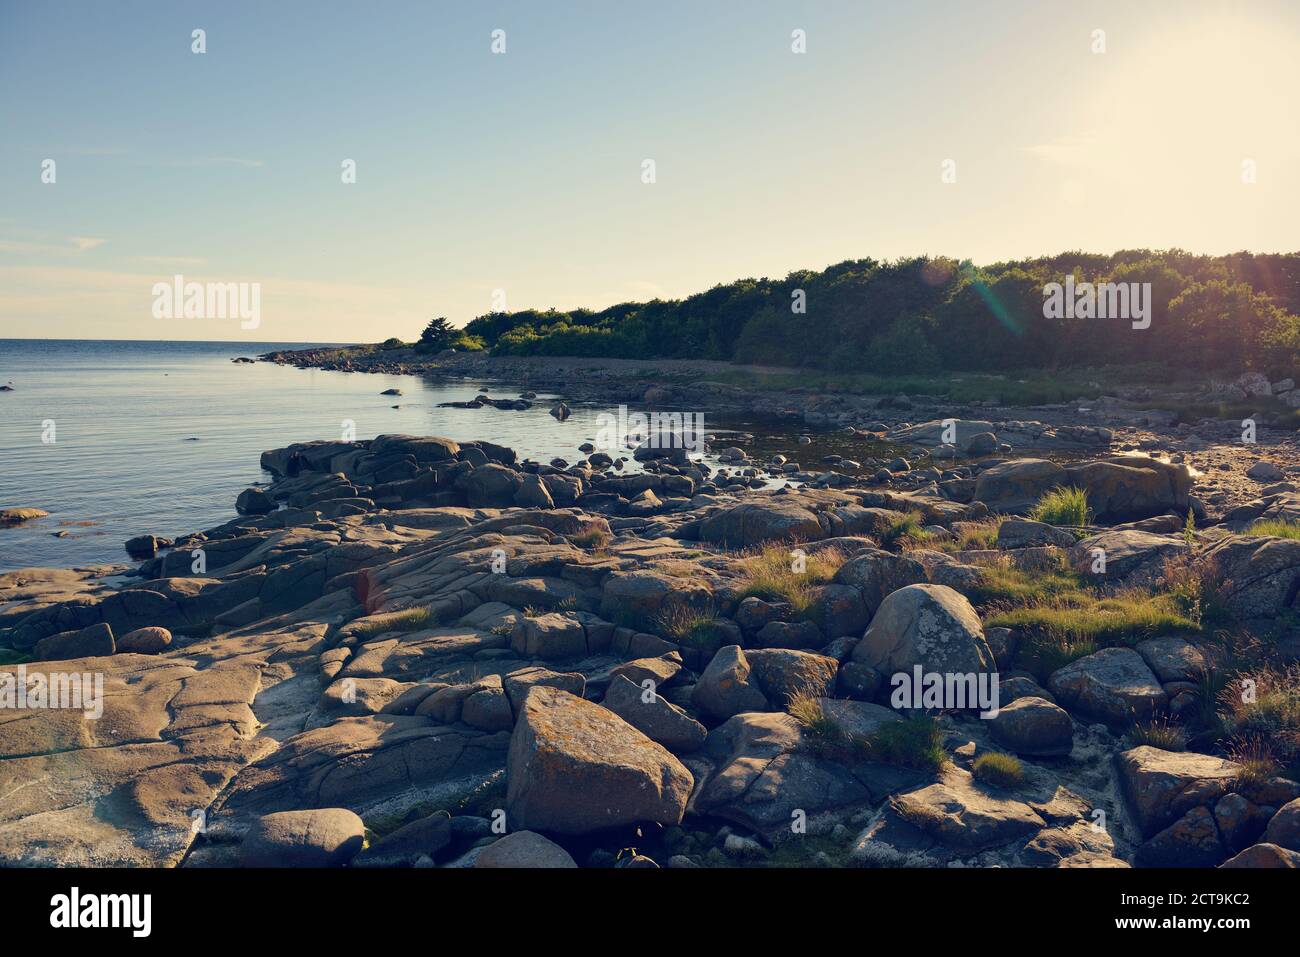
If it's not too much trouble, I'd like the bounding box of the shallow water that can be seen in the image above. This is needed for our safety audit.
[0,339,724,571]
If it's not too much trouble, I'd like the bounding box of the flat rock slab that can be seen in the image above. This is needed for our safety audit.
[1048,647,1167,724]
[890,769,1045,850]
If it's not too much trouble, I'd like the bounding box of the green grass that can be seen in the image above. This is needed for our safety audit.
[962,555,1088,606]
[987,591,1197,648]
[972,752,1025,788]
[736,543,848,618]
[1125,718,1188,751]
[935,518,1004,553]
[1219,666,1300,780]
[860,715,949,773]
[655,604,728,655]
[881,511,929,549]
[1249,518,1300,540]
[1028,486,1091,528]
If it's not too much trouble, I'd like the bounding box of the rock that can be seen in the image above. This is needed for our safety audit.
[1235,371,1273,396]
[503,666,585,714]
[996,518,1076,549]
[693,708,904,839]
[461,683,514,732]
[1201,536,1300,621]
[457,463,522,507]
[988,696,1074,756]
[607,653,682,689]
[124,534,164,560]
[1063,456,1191,521]
[1070,529,1189,588]
[973,459,1068,514]
[599,568,712,626]
[506,687,692,834]
[1020,822,1120,866]
[890,769,1045,849]
[1134,636,1207,683]
[235,487,276,515]
[1247,461,1285,482]
[550,402,571,421]
[1116,746,1243,837]
[851,583,993,679]
[514,473,555,509]
[239,809,366,867]
[1048,648,1167,724]
[692,645,769,722]
[808,583,871,638]
[1221,843,1300,868]
[380,388,402,396]
[0,507,48,527]
[117,626,172,654]
[832,550,929,615]
[745,648,838,704]
[1263,797,1300,851]
[1134,806,1227,867]
[602,674,707,753]
[475,830,578,868]
[964,432,998,456]
[752,619,824,650]
[353,812,452,867]
[34,621,115,661]
[697,501,825,547]
[510,613,587,660]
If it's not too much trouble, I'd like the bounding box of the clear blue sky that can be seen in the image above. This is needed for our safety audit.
[2,0,1297,341]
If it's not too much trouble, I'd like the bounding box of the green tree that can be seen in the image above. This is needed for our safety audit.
[416,316,457,353]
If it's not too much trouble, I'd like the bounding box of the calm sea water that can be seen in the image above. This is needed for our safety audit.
[0,339,674,572]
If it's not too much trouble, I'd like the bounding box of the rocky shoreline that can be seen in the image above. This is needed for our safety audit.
[2,406,1299,869]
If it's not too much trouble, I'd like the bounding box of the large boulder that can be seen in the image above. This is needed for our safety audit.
[1069,530,1188,586]
[239,809,366,867]
[34,622,115,661]
[599,569,712,626]
[1062,456,1191,522]
[851,583,993,679]
[973,459,1068,514]
[506,687,692,834]
[1116,746,1243,838]
[697,501,825,547]
[1134,806,1227,867]
[1201,536,1300,622]
[1048,648,1167,724]
[744,648,838,705]
[988,696,1074,757]
[456,463,522,507]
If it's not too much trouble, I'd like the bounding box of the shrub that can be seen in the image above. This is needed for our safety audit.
[1029,486,1091,527]
[972,752,1024,788]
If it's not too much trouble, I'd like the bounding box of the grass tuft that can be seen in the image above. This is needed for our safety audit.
[861,715,949,773]
[736,543,847,619]
[1125,717,1188,751]
[972,752,1025,788]
[1029,486,1091,527]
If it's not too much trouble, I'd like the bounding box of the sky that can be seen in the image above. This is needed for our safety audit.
[1,0,1297,343]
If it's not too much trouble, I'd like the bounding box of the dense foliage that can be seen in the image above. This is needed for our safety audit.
[461,251,1300,374]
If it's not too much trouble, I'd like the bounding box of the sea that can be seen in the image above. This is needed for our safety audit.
[0,339,698,572]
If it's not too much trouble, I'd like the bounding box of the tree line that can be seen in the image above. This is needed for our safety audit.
[448,250,1300,375]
